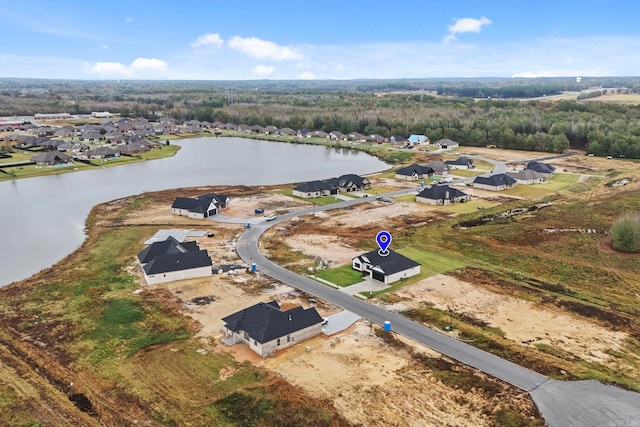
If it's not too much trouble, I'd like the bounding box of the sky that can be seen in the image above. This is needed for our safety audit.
[1,0,639,80]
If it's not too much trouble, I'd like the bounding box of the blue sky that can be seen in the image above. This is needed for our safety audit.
[1,0,639,80]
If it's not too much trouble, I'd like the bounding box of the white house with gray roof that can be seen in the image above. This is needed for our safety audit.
[352,249,421,285]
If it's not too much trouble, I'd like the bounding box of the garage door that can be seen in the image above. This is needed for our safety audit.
[372,270,385,283]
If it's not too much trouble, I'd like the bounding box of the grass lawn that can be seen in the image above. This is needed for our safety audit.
[0,149,34,163]
[503,173,580,199]
[450,169,486,177]
[314,264,363,287]
[396,247,467,278]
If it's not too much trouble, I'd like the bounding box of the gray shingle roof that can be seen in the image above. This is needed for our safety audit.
[356,249,420,276]
[417,184,467,200]
[395,163,434,177]
[142,250,212,275]
[222,301,323,344]
[473,173,517,187]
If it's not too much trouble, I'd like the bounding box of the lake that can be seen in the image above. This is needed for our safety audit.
[1,137,387,287]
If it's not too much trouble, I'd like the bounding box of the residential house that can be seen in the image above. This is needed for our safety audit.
[171,193,230,219]
[366,134,387,144]
[445,156,474,169]
[329,131,346,141]
[526,161,556,178]
[278,127,296,136]
[115,141,151,155]
[310,130,328,139]
[137,237,212,285]
[416,185,470,205]
[30,151,74,166]
[222,301,323,357]
[250,124,265,133]
[325,174,371,192]
[292,180,337,198]
[473,174,517,191]
[408,134,429,145]
[425,161,451,176]
[347,132,366,143]
[394,164,434,181]
[86,146,119,160]
[506,169,546,185]
[352,249,421,285]
[433,138,460,149]
[264,125,278,134]
[389,135,407,145]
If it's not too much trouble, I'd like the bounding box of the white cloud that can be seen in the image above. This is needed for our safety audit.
[85,61,131,76]
[125,16,134,23]
[297,71,315,80]
[131,57,168,71]
[444,16,491,42]
[227,36,303,61]
[252,65,274,76]
[84,58,168,77]
[191,33,224,48]
[101,44,109,49]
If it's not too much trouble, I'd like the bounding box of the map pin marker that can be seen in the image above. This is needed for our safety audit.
[376,231,392,256]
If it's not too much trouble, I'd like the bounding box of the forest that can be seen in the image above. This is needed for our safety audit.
[1,77,640,158]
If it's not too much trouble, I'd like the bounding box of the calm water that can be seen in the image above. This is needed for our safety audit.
[1,137,387,286]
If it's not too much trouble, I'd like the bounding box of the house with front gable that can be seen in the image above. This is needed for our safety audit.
[222,301,324,357]
[526,161,556,178]
[506,169,546,185]
[30,151,74,167]
[325,174,371,192]
[433,138,460,149]
[416,185,470,205]
[395,164,434,181]
[445,156,474,169]
[137,236,212,285]
[473,173,517,191]
[425,161,451,176]
[352,249,421,285]
[408,134,429,145]
[171,193,230,219]
[292,180,337,198]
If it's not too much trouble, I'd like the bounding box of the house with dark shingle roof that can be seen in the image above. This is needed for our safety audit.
[526,161,556,178]
[325,174,371,192]
[473,173,517,191]
[425,160,451,176]
[506,169,546,185]
[395,163,434,181]
[416,185,470,205]
[445,156,474,169]
[352,249,421,285]
[292,180,337,198]
[222,301,324,357]
[433,138,460,149]
[30,151,74,166]
[171,193,230,219]
[137,237,212,285]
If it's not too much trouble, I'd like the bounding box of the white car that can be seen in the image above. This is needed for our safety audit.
[265,214,277,221]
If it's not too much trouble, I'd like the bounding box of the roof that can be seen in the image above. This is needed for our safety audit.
[434,138,459,146]
[408,134,427,143]
[30,151,73,163]
[326,173,369,188]
[473,173,517,187]
[222,301,323,344]
[395,163,434,176]
[526,161,556,174]
[293,180,334,192]
[355,249,420,276]
[137,236,199,264]
[171,193,228,213]
[142,249,212,275]
[445,156,473,166]
[424,161,450,172]
[417,184,467,200]
[506,169,545,181]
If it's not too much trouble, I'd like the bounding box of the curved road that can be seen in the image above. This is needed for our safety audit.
[234,158,640,426]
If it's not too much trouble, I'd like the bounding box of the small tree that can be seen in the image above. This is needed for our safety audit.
[611,214,640,253]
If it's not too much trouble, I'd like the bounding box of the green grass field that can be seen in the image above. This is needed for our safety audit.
[396,247,467,278]
[314,264,363,287]
[503,173,580,198]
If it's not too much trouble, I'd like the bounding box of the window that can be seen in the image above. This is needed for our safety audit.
[243,332,249,340]
[287,335,291,343]
[277,338,281,346]
[354,262,360,269]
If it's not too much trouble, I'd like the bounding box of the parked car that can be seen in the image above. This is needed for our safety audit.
[254,208,264,214]
[265,214,277,221]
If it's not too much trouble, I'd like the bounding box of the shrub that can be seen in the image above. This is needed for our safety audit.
[611,214,640,253]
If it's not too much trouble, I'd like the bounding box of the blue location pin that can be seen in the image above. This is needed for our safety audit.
[376,231,392,256]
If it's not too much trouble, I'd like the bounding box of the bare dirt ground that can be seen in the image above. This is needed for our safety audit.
[155,270,537,427]
[389,274,628,365]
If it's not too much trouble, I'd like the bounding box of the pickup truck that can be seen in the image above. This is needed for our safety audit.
[265,214,277,221]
